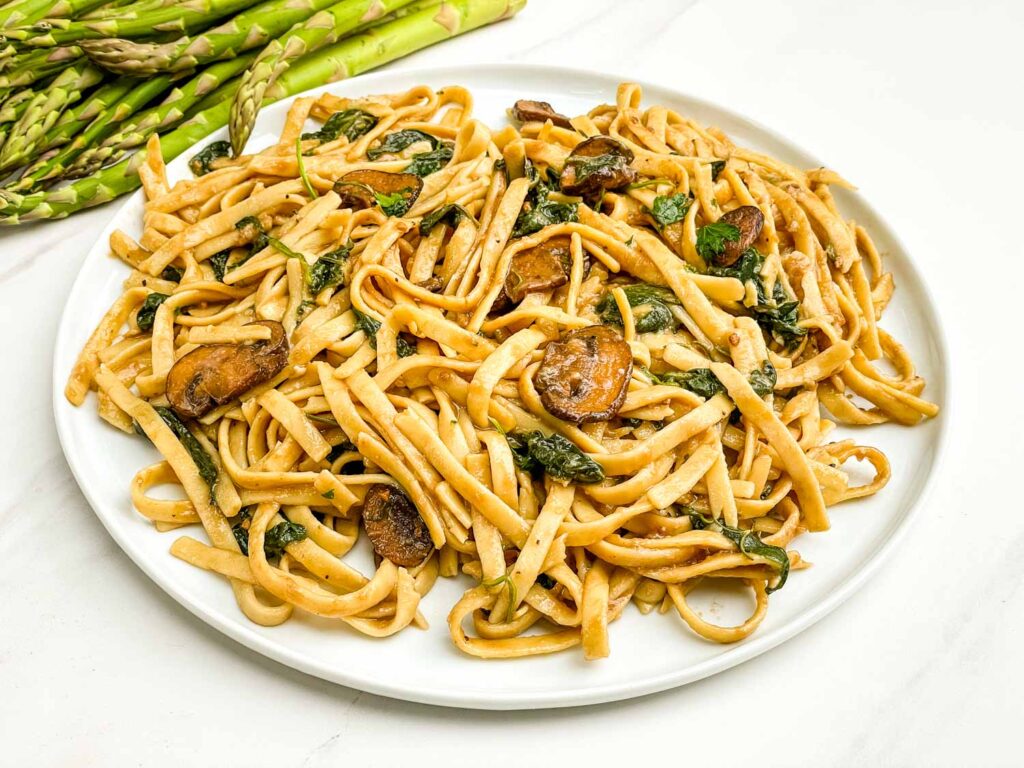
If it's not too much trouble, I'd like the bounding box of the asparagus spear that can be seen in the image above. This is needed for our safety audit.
[0,0,526,223]
[14,78,135,165]
[1,0,60,27]
[81,0,179,20]
[0,46,80,89]
[80,0,352,76]
[229,0,420,155]
[9,72,173,190]
[4,0,262,46]
[0,62,103,168]
[65,54,255,178]
[0,86,32,123]
[0,0,108,28]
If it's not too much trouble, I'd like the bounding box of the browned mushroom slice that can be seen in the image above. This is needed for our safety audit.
[534,325,633,424]
[362,483,434,567]
[714,205,765,266]
[559,136,638,198]
[569,136,635,162]
[166,320,289,420]
[504,235,573,304]
[332,169,423,216]
[511,99,573,129]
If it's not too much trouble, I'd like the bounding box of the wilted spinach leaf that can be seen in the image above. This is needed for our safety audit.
[511,198,578,238]
[511,159,579,238]
[707,248,806,350]
[161,266,183,283]
[710,160,726,181]
[136,292,169,332]
[596,283,680,334]
[302,109,377,144]
[649,367,724,399]
[706,246,762,284]
[232,506,254,554]
[504,430,604,484]
[406,142,453,177]
[367,129,438,160]
[353,309,414,357]
[419,203,469,235]
[231,508,307,559]
[307,244,349,295]
[748,360,777,396]
[235,215,269,253]
[263,520,308,559]
[650,361,776,399]
[154,406,218,496]
[188,140,231,176]
[209,250,230,281]
[687,509,789,593]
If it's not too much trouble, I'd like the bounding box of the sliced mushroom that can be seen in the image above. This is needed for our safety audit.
[570,136,635,162]
[504,235,573,304]
[559,136,638,198]
[714,205,765,266]
[362,483,434,567]
[333,169,423,216]
[166,320,289,419]
[511,99,573,129]
[534,325,633,424]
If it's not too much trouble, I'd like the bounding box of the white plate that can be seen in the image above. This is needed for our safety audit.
[53,63,950,710]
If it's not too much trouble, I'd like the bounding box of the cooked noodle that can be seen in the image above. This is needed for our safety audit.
[68,83,939,658]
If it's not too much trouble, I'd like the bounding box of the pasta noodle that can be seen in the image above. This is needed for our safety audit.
[68,83,938,660]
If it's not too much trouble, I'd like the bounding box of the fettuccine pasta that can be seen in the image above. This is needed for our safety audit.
[68,83,938,659]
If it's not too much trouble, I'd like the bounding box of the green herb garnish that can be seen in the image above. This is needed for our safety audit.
[695,220,741,261]
[649,193,692,226]
[374,187,416,217]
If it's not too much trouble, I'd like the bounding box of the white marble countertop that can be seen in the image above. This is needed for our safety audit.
[1,0,1020,764]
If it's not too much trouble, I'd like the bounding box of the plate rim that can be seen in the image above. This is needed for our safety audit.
[52,61,953,710]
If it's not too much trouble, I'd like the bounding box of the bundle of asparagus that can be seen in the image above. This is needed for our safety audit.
[0,0,525,224]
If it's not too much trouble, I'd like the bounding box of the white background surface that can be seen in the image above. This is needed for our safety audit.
[0,0,1020,764]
